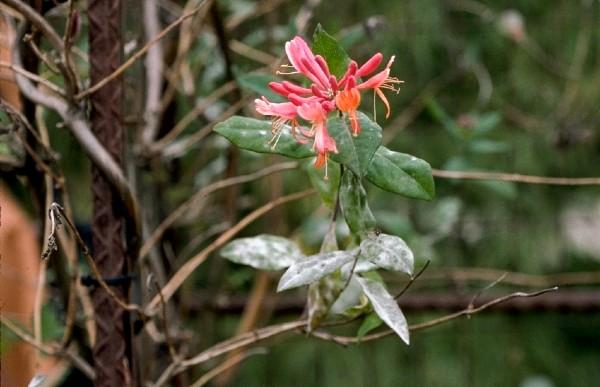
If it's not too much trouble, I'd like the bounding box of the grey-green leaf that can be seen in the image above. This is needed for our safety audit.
[356,276,410,345]
[359,234,414,274]
[312,24,351,78]
[366,146,435,200]
[329,112,382,177]
[339,169,376,236]
[277,250,356,292]
[220,234,304,270]
[214,116,314,159]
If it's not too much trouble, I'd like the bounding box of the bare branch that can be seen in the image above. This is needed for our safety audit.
[432,169,600,186]
[310,287,559,345]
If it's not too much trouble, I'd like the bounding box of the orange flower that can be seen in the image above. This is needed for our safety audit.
[335,76,362,136]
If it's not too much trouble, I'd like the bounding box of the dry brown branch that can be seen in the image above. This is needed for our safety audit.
[140,161,299,258]
[145,189,316,315]
[432,169,600,185]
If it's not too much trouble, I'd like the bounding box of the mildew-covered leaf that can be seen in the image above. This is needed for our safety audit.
[220,234,304,270]
[359,234,414,275]
[356,276,410,345]
[277,250,356,291]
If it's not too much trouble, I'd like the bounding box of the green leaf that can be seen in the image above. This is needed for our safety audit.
[236,73,284,102]
[359,234,414,274]
[356,276,410,345]
[329,112,382,177]
[305,160,341,209]
[366,146,435,200]
[357,312,384,339]
[339,169,376,237]
[277,250,356,292]
[214,116,313,158]
[312,24,351,78]
[220,234,304,270]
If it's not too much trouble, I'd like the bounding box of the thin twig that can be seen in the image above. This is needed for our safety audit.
[310,287,559,345]
[432,169,600,185]
[145,189,316,315]
[395,260,430,300]
[140,161,299,259]
[22,33,60,73]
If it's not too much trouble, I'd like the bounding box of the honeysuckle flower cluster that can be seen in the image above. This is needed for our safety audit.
[255,36,403,174]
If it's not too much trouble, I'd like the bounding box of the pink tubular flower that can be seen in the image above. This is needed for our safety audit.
[356,55,403,119]
[253,34,402,174]
[297,102,338,173]
[254,97,299,145]
[284,37,331,91]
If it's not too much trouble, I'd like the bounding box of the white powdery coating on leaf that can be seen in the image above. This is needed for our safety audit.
[220,234,304,270]
[356,276,410,345]
[359,234,414,275]
[277,250,355,291]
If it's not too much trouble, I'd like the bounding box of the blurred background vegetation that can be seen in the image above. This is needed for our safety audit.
[2,0,600,386]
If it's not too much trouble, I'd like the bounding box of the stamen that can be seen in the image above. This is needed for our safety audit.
[276,70,300,75]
